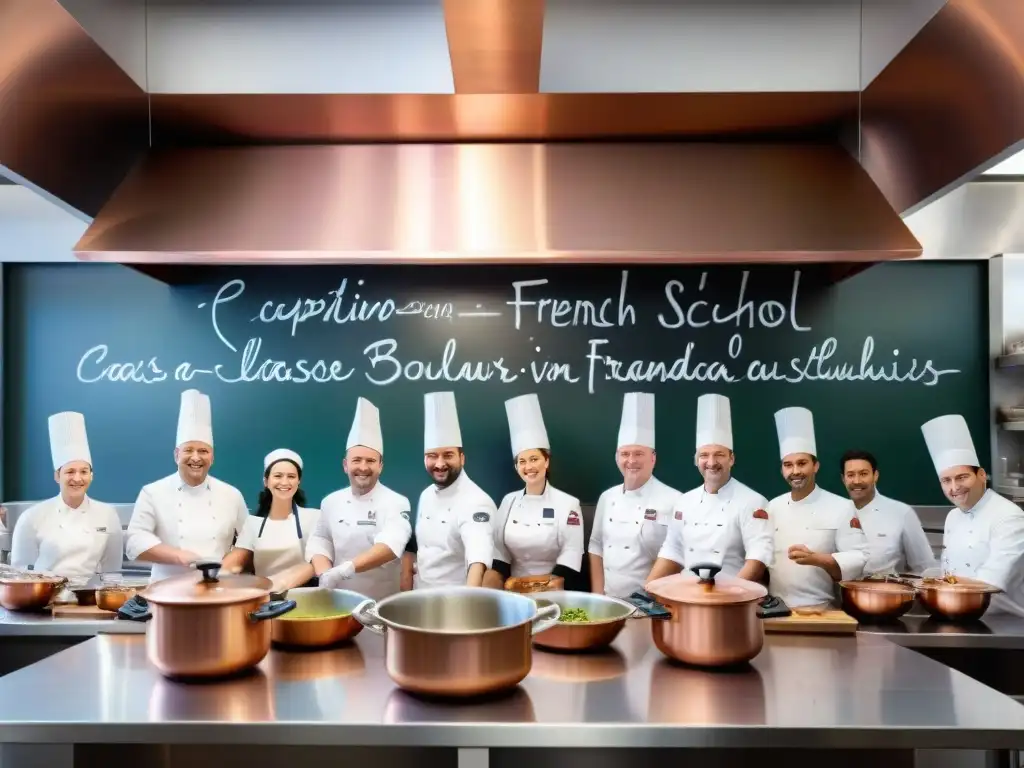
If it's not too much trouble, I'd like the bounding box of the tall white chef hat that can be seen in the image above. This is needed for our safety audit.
[346,397,384,455]
[505,394,550,457]
[774,406,816,459]
[921,414,980,475]
[48,411,92,471]
[175,389,213,448]
[695,393,732,451]
[264,448,303,471]
[424,391,463,451]
[618,392,656,450]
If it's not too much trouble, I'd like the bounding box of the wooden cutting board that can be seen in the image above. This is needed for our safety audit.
[763,609,858,634]
[51,604,117,620]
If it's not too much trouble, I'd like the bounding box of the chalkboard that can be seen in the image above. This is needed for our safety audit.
[2,261,988,509]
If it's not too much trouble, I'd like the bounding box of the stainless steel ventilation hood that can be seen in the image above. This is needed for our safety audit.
[74,142,921,264]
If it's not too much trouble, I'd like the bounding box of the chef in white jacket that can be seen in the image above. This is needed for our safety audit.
[588,392,683,598]
[307,397,413,599]
[125,389,249,583]
[403,391,495,589]
[485,394,585,590]
[222,449,320,590]
[839,449,936,576]
[922,414,1024,617]
[766,406,868,607]
[647,394,773,584]
[11,412,123,577]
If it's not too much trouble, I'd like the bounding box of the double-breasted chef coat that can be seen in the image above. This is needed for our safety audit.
[856,491,937,576]
[235,505,321,579]
[413,471,496,588]
[305,482,412,600]
[588,475,683,599]
[942,488,1024,617]
[493,483,585,578]
[658,477,773,577]
[125,473,250,583]
[766,485,869,607]
[10,495,124,578]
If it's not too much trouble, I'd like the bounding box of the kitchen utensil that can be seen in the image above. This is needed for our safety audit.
[645,563,767,667]
[839,577,917,622]
[626,591,672,619]
[756,594,792,619]
[97,585,140,613]
[136,560,296,679]
[270,587,368,648]
[352,586,561,697]
[530,591,636,651]
[0,570,67,611]
[51,603,117,619]
[915,576,1000,622]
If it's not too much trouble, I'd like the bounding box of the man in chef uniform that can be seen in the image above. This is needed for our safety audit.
[11,412,124,577]
[646,394,773,584]
[306,397,413,598]
[766,406,869,607]
[922,414,1024,616]
[125,389,249,583]
[839,449,936,576]
[403,391,496,589]
[588,392,683,598]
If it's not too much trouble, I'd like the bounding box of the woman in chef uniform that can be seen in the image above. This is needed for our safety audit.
[222,449,320,590]
[484,394,585,591]
[11,412,123,578]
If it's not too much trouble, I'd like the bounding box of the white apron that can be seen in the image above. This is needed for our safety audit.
[253,508,305,578]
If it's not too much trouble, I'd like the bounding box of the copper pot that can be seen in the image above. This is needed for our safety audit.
[530,591,637,651]
[138,561,296,680]
[646,563,767,668]
[0,574,67,611]
[97,586,139,613]
[916,577,1000,622]
[353,586,561,697]
[839,578,917,622]
[271,587,367,648]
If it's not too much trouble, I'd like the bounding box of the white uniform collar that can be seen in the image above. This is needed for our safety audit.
[961,488,995,516]
[622,476,656,498]
[789,484,821,506]
[521,481,552,501]
[58,494,91,514]
[177,476,212,493]
[702,477,735,499]
[350,481,382,503]
[434,471,468,498]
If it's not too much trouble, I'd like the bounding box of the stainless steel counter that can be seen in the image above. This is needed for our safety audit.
[0,607,146,636]
[0,621,1022,750]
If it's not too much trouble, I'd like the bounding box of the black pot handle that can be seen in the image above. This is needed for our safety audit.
[249,599,296,623]
[195,560,223,583]
[690,563,722,585]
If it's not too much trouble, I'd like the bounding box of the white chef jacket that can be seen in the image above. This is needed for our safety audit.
[493,483,585,578]
[306,482,412,600]
[235,506,321,579]
[857,491,937,576]
[588,475,682,599]
[942,489,1024,618]
[767,485,869,608]
[125,473,249,583]
[10,495,124,578]
[658,477,773,576]
[413,472,496,588]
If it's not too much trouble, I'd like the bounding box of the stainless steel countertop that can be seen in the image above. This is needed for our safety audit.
[0,607,146,636]
[1,621,1024,749]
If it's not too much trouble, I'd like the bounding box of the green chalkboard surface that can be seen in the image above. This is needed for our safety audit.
[2,262,988,508]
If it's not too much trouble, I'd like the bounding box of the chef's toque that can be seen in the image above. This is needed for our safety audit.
[264,448,303,471]
[176,389,213,447]
[424,391,463,451]
[48,411,92,471]
[774,406,816,459]
[618,392,656,450]
[505,394,550,457]
[695,393,733,451]
[921,414,980,475]
[346,397,384,455]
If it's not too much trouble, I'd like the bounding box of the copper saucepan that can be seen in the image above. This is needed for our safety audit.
[839,578,918,622]
[530,591,637,651]
[270,587,368,648]
[915,575,1001,622]
[0,571,67,611]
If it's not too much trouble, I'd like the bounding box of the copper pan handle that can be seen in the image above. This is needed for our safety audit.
[352,599,386,635]
[529,602,561,635]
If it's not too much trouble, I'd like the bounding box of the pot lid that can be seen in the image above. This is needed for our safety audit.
[143,561,274,606]
[839,579,916,594]
[646,564,767,605]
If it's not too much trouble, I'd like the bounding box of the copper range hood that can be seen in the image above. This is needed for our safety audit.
[74,142,920,264]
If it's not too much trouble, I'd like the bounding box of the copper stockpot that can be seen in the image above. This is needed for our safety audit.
[353,586,561,697]
[839,578,917,622]
[0,574,67,611]
[138,561,296,680]
[531,591,637,651]
[646,564,767,668]
[270,587,367,648]
[916,577,1000,622]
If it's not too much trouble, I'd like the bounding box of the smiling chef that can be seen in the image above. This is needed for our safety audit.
[922,414,1024,616]
[306,397,412,598]
[588,392,683,598]
[766,406,868,607]
[646,394,773,584]
[485,393,585,591]
[11,411,123,578]
[402,391,495,589]
[125,389,249,583]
